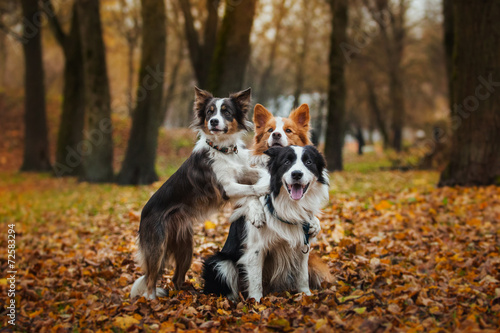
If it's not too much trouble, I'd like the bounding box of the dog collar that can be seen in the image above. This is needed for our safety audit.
[206,139,238,154]
[264,194,311,247]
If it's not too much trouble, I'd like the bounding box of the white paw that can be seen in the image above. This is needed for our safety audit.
[247,199,266,228]
[299,289,312,296]
[308,217,321,239]
[252,184,270,197]
[248,293,263,302]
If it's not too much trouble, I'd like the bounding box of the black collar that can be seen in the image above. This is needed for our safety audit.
[264,194,311,246]
[206,139,238,154]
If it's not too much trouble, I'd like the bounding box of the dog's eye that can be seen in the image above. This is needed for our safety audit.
[224,111,231,117]
[268,128,274,133]
[207,110,213,115]
[305,160,312,165]
[285,129,292,133]
[284,160,290,165]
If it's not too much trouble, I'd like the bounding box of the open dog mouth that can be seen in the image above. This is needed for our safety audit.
[209,128,228,134]
[286,182,310,200]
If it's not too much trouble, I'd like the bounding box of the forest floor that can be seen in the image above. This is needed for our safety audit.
[1,94,500,331]
[1,164,499,332]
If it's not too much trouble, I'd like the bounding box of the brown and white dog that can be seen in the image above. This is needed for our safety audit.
[251,103,312,165]
[130,87,269,299]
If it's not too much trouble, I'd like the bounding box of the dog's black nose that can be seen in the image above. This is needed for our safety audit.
[210,118,219,127]
[272,132,281,139]
[291,171,303,180]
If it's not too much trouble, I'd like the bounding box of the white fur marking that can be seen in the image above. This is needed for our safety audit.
[267,117,288,147]
[210,99,225,131]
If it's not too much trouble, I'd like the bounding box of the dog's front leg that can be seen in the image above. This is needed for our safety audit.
[296,247,312,296]
[241,246,265,302]
[222,182,269,199]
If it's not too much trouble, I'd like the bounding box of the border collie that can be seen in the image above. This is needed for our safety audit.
[203,145,329,301]
[130,87,269,299]
[247,103,332,286]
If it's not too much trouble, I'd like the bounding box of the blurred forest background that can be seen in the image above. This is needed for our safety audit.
[0,0,498,185]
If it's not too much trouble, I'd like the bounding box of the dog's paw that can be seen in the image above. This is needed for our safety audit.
[308,217,321,239]
[252,184,270,197]
[248,293,263,303]
[247,200,266,228]
[249,214,266,228]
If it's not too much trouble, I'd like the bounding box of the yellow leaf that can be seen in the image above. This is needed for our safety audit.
[29,309,43,318]
[466,218,481,227]
[113,315,140,329]
[217,308,230,316]
[0,279,7,285]
[374,200,392,210]
[204,220,216,230]
[354,307,366,314]
[315,319,327,329]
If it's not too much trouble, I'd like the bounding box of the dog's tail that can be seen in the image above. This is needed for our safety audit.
[308,253,334,289]
[202,253,239,300]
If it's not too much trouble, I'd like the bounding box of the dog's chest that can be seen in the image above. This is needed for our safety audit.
[210,150,249,180]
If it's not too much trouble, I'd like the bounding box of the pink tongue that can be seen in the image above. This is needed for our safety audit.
[291,184,304,200]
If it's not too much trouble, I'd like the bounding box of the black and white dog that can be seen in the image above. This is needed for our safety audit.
[203,145,329,301]
[130,87,269,299]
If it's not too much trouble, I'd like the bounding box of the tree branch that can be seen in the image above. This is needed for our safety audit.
[177,0,201,73]
[44,0,67,47]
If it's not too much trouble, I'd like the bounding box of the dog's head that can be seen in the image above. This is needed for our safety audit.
[252,104,312,154]
[192,87,253,136]
[265,145,327,201]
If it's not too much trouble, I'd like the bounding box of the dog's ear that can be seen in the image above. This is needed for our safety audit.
[264,147,281,158]
[290,104,310,129]
[192,87,213,128]
[194,87,213,111]
[230,87,252,114]
[253,104,273,131]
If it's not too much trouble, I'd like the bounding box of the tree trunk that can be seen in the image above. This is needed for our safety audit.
[389,66,404,151]
[258,0,287,104]
[20,0,52,172]
[292,0,312,108]
[439,1,500,186]
[177,0,219,88]
[365,79,389,149]
[208,0,257,96]
[355,126,365,155]
[443,0,454,111]
[77,0,114,182]
[161,37,184,124]
[127,41,135,116]
[48,3,86,177]
[324,0,348,171]
[117,0,166,185]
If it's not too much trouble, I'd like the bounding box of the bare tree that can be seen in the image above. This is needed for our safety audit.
[45,1,85,177]
[106,0,142,115]
[324,0,348,171]
[439,0,500,186]
[177,0,219,88]
[118,0,167,185]
[77,0,114,182]
[292,0,313,108]
[208,0,258,96]
[20,0,51,171]
[363,0,408,152]
[258,0,288,104]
